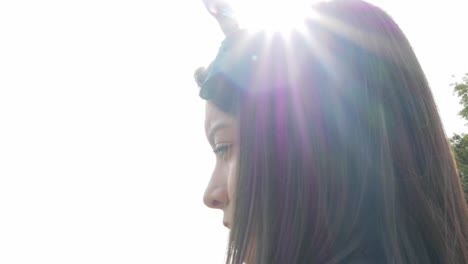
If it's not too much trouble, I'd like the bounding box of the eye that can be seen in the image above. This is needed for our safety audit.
[213,144,233,160]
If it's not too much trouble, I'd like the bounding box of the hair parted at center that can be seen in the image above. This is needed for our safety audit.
[195,1,468,263]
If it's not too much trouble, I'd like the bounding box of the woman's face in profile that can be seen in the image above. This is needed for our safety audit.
[203,101,239,229]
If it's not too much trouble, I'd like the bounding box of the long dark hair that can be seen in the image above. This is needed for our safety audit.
[196,1,468,263]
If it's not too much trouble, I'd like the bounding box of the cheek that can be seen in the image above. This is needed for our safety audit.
[226,150,239,202]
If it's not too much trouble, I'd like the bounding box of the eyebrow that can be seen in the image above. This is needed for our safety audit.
[208,122,231,145]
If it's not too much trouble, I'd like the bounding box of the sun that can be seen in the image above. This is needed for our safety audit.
[231,0,321,34]
[202,0,322,35]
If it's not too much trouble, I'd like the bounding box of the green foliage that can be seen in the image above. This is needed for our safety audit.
[449,134,468,198]
[452,73,468,121]
[449,73,468,201]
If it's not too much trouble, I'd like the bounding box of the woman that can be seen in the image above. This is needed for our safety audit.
[194,0,468,263]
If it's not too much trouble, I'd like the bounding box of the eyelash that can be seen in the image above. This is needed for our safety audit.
[213,144,232,159]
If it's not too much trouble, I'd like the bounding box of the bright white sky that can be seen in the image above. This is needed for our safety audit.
[0,0,467,263]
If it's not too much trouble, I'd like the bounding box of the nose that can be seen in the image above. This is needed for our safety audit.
[203,182,228,210]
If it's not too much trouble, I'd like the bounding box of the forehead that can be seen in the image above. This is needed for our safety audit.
[204,101,237,133]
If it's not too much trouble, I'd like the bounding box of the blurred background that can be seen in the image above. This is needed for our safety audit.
[0,0,467,263]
